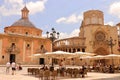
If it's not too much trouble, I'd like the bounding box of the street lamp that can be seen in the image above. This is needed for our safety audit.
[46,28,59,65]
[46,28,59,51]
[106,37,116,65]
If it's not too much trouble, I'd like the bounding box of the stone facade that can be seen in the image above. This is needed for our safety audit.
[54,10,120,65]
[0,6,52,65]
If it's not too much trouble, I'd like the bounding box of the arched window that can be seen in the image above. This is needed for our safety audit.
[26,44,31,49]
[40,45,44,49]
[82,48,85,52]
[77,48,80,52]
[11,43,15,48]
[91,17,98,24]
[73,48,76,53]
[25,32,28,35]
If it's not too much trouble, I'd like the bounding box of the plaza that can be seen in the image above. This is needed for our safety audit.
[0,1,120,80]
[0,65,120,80]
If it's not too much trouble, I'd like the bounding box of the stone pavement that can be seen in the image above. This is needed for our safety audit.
[0,66,120,80]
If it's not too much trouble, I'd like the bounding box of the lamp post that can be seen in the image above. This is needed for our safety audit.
[106,37,116,65]
[46,28,59,65]
[46,28,59,51]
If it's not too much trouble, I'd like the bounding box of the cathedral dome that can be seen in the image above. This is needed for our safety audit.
[11,18,36,28]
[4,6,42,37]
[11,6,36,28]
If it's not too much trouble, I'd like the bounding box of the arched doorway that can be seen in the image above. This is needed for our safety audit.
[39,58,45,65]
[94,47,109,55]
[10,54,16,63]
[94,47,109,65]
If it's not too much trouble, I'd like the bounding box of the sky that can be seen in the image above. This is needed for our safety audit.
[0,0,120,39]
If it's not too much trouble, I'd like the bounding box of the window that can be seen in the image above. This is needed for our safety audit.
[25,32,28,35]
[91,17,98,24]
[77,48,80,52]
[11,43,15,48]
[73,48,76,53]
[82,48,85,52]
[40,45,44,49]
[37,34,39,36]
[27,44,30,47]
[12,31,14,33]
[69,49,71,53]
[26,44,30,49]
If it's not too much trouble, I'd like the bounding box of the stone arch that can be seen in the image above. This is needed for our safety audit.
[94,47,109,55]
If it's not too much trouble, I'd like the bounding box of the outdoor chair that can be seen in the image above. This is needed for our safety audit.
[69,69,74,77]
[51,70,58,80]
[28,68,34,75]
[38,70,44,80]
[44,70,50,80]
[73,68,79,77]
[65,68,71,76]
[35,69,40,77]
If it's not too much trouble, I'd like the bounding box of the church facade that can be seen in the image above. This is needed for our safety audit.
[0,6,52,65]
[54,10,120,65]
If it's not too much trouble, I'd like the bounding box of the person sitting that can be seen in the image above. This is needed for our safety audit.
[81,65,86,78]
[41,64,46,70]
[50,64,54,72]
[18,63,22,70]
[59,60,65,76]
[109,65,114,73]
[44,66,49,70]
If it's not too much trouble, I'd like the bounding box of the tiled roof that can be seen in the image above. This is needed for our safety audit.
[11,18,36,28]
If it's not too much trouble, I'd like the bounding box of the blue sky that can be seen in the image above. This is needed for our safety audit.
[0,0,120,39]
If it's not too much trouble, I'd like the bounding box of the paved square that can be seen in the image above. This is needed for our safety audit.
[0,66,120,80]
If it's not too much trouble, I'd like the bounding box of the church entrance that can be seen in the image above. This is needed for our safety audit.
[94,47,109,65]
[39,58,44,65]
[10,54,16,63]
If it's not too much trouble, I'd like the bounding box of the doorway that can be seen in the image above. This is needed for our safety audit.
[10,54,16,63]
[39,58,44,65]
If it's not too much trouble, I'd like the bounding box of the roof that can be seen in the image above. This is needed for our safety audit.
[11,18,36,28]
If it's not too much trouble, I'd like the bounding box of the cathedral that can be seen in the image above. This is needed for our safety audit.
[0,6,51,65]
[54,10,120,65]
[0,6,120,65]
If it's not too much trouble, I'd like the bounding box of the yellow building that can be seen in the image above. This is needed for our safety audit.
[0,6,51,65]
[54,10,120,65]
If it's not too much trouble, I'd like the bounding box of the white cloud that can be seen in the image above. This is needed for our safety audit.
[42,29,79,39]
[56,17,66,23]
[109,2,120,18]
[105,21,114,26]
[56,14,83,24]
[0,0,47,16]
[59,29,79,39]
[27,0,47,15]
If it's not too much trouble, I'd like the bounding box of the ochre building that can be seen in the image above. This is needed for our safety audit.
[0,6,51,65]
[53,10,120,65]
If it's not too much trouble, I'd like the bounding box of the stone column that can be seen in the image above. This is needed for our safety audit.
[31,41,33,61]
[23,41,25,62]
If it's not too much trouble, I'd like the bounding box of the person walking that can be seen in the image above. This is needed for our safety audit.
[11,62,16,75]
[6,62,11,74]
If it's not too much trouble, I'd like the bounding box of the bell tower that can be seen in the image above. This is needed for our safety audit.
[21,6,29,19]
